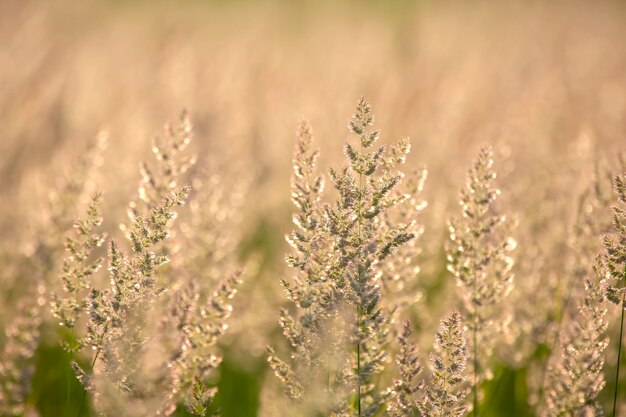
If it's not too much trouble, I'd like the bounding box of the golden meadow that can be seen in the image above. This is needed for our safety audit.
[1,1,626,416]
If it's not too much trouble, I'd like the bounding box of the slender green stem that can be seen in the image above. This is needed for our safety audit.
[473,304,478,417]
[537,272,572,409]
[471,265,479,417]
[76,348,100,417]
[74,307,109,417]
[356,305,362,417]
[66,330,77,408]
[355,141,363,417]
[612,297,625,417]
[482,369,504,415]
[76,346,101,417]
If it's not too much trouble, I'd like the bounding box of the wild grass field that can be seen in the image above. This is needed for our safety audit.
[1,0,626,416]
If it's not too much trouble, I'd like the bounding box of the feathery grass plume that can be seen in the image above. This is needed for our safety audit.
[379,162,427,314]
[342,98,420,416]
[269,99,423,416]
[169,270,242,415]
[0,289,43,416]
[386,321,423,417]
[35,134,106,284]
[0,134,105,332]
[558,160,615,326]
[284,120,325,274]
[268,119,338,411]
[50,192,106,351]
[159,125,245,414]
[603,172,626,417]
[52,113,196,417]
[446,146,516,413]
[529,161,615,408]
[418,311,468,417]
[128,111,195,223]
[0,135,106,328]
[0,137,106,416]
[118,111,241,416]
[76,186,190,416]
[177,170,245,296]
[70,112,239,416]
[604,173,626,306]
[573,162,615,281]
[542,255,609,417]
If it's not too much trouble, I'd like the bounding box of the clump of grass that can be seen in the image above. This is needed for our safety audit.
[49,113,241,416]
[543,256,609,416]
[4,97,626,417]
[74,186,190,415]
[532,159,614,411]
[269,99,426,416]
[0,134,106,417]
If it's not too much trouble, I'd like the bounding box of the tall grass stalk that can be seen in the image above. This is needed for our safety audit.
[473,286,478,417]
[355,116,364,417]
[76,346,101,417]
[604,173,626,417]
[613,296,624,417]
[446,146,515,416]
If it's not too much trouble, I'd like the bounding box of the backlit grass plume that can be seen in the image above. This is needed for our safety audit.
[165,130,245,416]
[169,270,242,415]
[446,146,516,414]
[532,160,614,410]
[36,134,106,279]
[129,111,195,222]
[603,172,626,417]
[77,186,190,415]
[418,311,468,417]
[50,114,203,416]
[604,173,626,306]
[50,192,106,350]
[2,136,106,417]
[386,321,423,417]
[58,112,242,417]
[542,256,609,416]
[379,163,427,314]
[269,98,425,416]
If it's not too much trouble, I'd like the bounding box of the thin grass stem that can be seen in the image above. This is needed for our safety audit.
[612,297,625,417]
